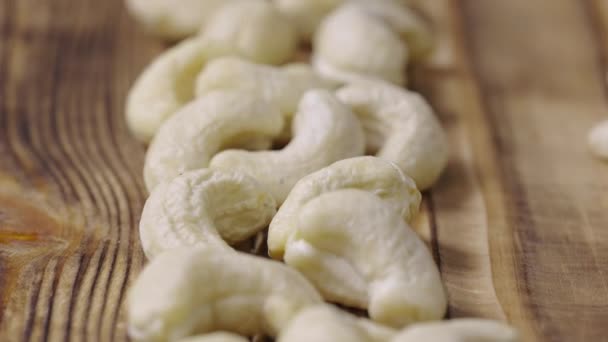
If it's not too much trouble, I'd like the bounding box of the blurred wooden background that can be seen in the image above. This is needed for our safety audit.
[1,0,608,341]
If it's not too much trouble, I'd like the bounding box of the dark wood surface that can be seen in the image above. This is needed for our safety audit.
[1,0,607,341]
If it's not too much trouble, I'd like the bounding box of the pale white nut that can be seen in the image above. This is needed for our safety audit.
[125,0,233,40]
[313,4,408,85]
[351,0,433,61]
[278,305,397,342]
[284,189,446,327]
[195,57,332,120]
[126,1,297,143]
[200,0,297,65]
[127,247,323,341]
[139,169,277,259]
[273,0,345,40]
[336,81,448,190]
[126,38,207,142]
[210,90,365,204]
[268,156,421,259]
[391,319,519,342]
[177,332,248,342]
[588,120,608,161]
[144,91,284,192]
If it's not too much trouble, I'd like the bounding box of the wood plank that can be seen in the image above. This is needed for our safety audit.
[457,1,608,341]
[0,0,158,340]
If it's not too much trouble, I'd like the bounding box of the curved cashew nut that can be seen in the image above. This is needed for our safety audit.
[200,0,297,65]
[278,305,397,342]
[126,1,297,142]
[588,120,608,161]
[392,319,519,342]
[313,4,408,85]
[268,156,421,259]
[125,0,233,40]
[139,169,277,259]
[210,90,365,204]
[177,333,248,342]
[144,91,284,192]
[196,57,333,120]
[284,189,446,327]
[128,247,323,341]
[336,81,448,190]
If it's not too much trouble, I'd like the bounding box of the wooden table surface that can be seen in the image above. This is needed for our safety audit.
[1,0,608,341]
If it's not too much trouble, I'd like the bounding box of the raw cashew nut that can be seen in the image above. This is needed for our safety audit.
[391,319,519,342]
[126,38,207,142]
[278,305,397,342]
[200,0,297,65]
[127,247,323,341]
[210,90,365,204]
[351,1,433,61]
[196,57,332,120]
[139,169,277,259]
[268,156,421,259]
[336,81,448,190]
[126,0,297,142]
[178,333,248,342]
[313,4,408,85]
[125,0,233,40]
[144,91,284,192]
[284,189,446,327]
[588,120,608,160]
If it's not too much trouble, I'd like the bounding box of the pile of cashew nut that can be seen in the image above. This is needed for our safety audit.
[124,0,520,341]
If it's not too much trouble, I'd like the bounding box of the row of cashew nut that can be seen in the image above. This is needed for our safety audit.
[124,0,519,341]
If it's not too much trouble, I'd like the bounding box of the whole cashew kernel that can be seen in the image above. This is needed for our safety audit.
[126,38,207,142]
[195,57,332,121]
[313,4,408,85]
[284,189,446,327]
[268,156,421,259]
[391,319,519,342]
[127,247,323,341]
[588,120,608,161]
[210,90,365,204]
[139,169,277,259]
[126,0,297,142]
[200,0,297,65]
[336,80,448,190]
[144,91,284,192]
[177,333,248,342]
[278,305,397,342]
[125,0,234,40]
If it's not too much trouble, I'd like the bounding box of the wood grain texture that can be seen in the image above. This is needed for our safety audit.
[1,0,607,341]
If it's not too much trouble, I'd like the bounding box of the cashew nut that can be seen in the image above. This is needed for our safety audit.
[200,0,297,65]
[177,333,249,342]
[279,306,518,342]
[125,0,234,40]
[144,91,284,192]
[210,90,365,204]
[268,156,421,259]
[139,169,277,259]
[195,57,332,121]
[126,38,207,142]
[313,4,408,85]
[336,80,448,190]
[127,247,323,341]
[391,319,519,342]
[588,120,608,161]
[284,189,446,327]
[277,305,397,342]
[126,0,297,142]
